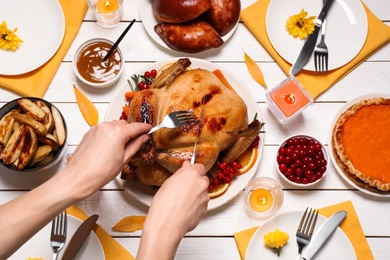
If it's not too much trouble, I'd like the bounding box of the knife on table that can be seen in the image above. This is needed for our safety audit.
[289,0,335,76]
[302,210,347,260]
[62,214,99,260]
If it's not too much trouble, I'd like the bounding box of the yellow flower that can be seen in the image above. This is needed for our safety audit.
[286,9,316,40]
[264,229,290,256]
[0,20,23,51]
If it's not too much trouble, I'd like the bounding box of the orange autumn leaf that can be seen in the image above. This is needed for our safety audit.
[73,84,99,126]
[244,51,268,90]
[212,69,236,93]
[112,215,146,232]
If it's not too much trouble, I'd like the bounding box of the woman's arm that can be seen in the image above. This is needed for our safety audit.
[0,121,151,259]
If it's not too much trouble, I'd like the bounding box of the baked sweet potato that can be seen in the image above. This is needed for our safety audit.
[152,0,211,23]
[204,0,241,36]
[154,19,224,53]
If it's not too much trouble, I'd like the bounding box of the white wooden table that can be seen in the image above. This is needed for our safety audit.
[1,0,389,259]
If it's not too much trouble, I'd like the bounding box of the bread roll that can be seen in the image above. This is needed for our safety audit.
[204,0,241,36]
[152,0,211,23]
[154,19,224,53]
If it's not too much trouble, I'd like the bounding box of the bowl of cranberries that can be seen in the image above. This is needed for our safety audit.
[276,135,328,186]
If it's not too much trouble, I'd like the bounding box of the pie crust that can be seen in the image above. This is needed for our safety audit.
[332,97,390,192]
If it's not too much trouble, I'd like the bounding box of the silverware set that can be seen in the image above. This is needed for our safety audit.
[295,208,347,260]
[290,0,334,76]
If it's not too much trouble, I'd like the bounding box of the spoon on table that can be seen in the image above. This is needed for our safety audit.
[103,18,136,62]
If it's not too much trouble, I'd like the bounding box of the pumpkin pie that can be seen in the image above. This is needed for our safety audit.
[332,97,390,192]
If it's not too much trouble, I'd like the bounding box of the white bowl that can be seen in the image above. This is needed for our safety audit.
[276,135,328,187]
[73,38,124,88]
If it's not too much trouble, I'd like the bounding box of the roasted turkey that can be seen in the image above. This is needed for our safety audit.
[121,58,262,186]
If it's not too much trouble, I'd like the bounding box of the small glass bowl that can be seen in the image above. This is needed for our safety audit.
[276,135,329,187]
[0,97,67,172]
[243,177,284,219]
[73,38,124,88]
[265,76,313,124]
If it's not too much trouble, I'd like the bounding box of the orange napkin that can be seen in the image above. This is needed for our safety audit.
[234,200,374,260]
[0,0,87,98]
[67,205,135,260]
[241,0,390,99]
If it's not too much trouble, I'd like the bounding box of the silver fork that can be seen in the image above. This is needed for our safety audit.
[147,110,197,134]
[296,207,319,260]
[314,0,329,72]
[50,210,67,260]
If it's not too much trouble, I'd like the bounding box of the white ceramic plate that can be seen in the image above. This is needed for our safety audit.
[139,0,239,53]
[0,0,65,75]
[328,93,390,198]
[266,0,367,71]
[105,58,264,211]
[246,211,356,260]
[9,215,105,260]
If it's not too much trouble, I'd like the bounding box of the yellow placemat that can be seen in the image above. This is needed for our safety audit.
[67,205,135,260]
[234,200,374,260]
[0,0,87,98]
[241,0,390,99]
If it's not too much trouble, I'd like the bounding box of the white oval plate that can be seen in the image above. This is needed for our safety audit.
[139,0,238,53]
[105,57,264,211]
[328,93,390,198]
[0,0,65,75]
[266,0,367,71]
[246,211,356,260]
[9,215,105,260]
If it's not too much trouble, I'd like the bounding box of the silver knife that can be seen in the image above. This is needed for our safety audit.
[290,0,335,76]
[61,214,99,260]
[190,100,205,165]
[302,210,347,260]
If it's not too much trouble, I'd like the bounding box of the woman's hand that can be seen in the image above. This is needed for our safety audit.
[64,120,151,198]
[137,161,210,260]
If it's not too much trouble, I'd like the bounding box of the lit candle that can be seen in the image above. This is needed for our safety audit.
[248,188,274,213]
[270,77,310,118]
[96,0,119,14]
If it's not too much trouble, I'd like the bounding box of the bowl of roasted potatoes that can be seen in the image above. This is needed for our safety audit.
[0,98,67,172]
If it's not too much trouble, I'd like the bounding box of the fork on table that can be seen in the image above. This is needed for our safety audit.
[296,207,319,260]
[50,210,67,260]
[314,0,329,73]
[147,110,197,134]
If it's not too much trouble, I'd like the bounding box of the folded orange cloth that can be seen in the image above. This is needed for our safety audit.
[0,0,87,98]
[234,200,373,260]
[241,0,390,99]
[67,205,135,260]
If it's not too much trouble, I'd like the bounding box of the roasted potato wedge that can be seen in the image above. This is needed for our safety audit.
[0,109,18,146]
[2,124,26,165]
[51,105,66,146]
[17,98,46,121]
[14,125,38,170]
[35,100,55,133]
[38,134,59,151]
[28,144,53,167]
[14,113,47,137]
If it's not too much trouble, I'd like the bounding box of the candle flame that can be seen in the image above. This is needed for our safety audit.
[284,93,296,104]
[104,0,111,8]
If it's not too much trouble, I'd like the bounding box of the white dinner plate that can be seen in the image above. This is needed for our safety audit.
[328,93,390,198]
[266,0,368,71]
[139,0,239,53]
[0,0,65,75]
[9,215,105,260]
[105,57,264,211]
[246,211,356,260]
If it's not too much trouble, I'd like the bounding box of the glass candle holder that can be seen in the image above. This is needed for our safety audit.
[87,0,124,28]
[265,76,313,124]
[244,177,284,219]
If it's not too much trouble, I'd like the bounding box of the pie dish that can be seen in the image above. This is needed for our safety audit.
[331,97,390,192]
